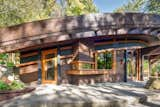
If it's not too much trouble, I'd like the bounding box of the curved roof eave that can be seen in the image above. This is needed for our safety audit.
[0,12,160,53]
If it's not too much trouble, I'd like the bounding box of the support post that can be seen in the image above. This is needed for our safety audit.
[148,56,151,79]
[140,50,143,81]
[113,50,117,73]
[137,49,141,81]
[94,52,97,69]
[57,46,61,84]
[136,49,140,81]
[124,50,127,82]
[37,49,42,84]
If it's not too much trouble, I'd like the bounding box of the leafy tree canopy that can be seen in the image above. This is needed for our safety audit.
[115,0,160,14]
[65,0,98,16]
[0,0,97,27]
[0,0,57,27]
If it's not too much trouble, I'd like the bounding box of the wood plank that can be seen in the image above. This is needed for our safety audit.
[67,69,112,75]
[71,60,95,64]
[19,64,38,75]
[20,52,38,58]
[16,61,38,67]
[60,46,72,50]
[60,54,73,59]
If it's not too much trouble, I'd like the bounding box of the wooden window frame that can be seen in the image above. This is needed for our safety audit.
[41,49,58,84]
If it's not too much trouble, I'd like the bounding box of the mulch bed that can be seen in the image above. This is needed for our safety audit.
[0,87,35,101]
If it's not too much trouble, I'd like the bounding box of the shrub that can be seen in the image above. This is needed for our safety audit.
[0,80,11,91]
[10,81,25,90]
[0,80,25,91]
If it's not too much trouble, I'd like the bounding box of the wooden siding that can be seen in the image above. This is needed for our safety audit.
[19,64,38,83]
[67,69,110,75]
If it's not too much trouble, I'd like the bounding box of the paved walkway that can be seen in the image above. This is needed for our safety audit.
[0,82,160,107]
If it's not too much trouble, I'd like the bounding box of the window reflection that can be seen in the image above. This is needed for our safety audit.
[97,51,113,69]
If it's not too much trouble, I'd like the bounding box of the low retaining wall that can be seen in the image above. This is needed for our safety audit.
[0,87,35,101]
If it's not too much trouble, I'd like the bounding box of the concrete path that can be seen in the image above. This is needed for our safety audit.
[0,82,160,107]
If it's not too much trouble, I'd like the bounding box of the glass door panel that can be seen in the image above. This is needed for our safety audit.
[42,49,57,84]
[45,59,55,80]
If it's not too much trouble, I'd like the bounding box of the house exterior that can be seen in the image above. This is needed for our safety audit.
[0,13,160,85]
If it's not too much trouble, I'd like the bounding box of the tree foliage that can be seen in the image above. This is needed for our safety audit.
[147,0,160,14]
[0,0,56,27]
[115,0,145,12]
[115,0,160,14]
[0,0,97,27]
[64,0,98,16]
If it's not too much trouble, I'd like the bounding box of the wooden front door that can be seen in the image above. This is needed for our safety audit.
[42,49,57,84]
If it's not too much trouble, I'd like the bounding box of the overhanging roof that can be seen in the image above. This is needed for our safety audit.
[0,13,160,53]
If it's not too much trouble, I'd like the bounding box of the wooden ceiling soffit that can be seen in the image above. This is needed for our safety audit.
[0,30,159,53]
[0,31,96,53]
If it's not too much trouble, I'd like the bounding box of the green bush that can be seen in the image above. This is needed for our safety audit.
[10,81,25,90]
[151,63,160,76]
[0,80,11,91]
[0,80,25,91]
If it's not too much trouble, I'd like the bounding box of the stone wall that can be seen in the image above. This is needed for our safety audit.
[60,58,72,84]
[0,65,19,82]
[69,70,124,85]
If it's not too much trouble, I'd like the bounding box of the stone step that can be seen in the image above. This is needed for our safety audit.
[128,95,160,107]
[145,79,155,89]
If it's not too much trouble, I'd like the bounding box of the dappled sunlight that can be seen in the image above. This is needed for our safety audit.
[0,82,160,106]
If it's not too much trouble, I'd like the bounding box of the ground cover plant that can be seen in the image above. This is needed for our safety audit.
[0,80,25,91]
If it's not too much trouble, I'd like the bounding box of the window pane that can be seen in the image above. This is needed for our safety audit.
[81,63,92,69]
[45,53,55,59]
[45,60,55,80]
[97,53,105,69]
[21,55,38,63]
[97,51,113,69]
[105,52,112,69]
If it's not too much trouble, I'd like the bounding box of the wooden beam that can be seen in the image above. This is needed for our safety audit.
[67,69,112,75]
[60,46,72,50]
[94,40,149,46]
[20,52,38,58]
[16,61,38,67]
